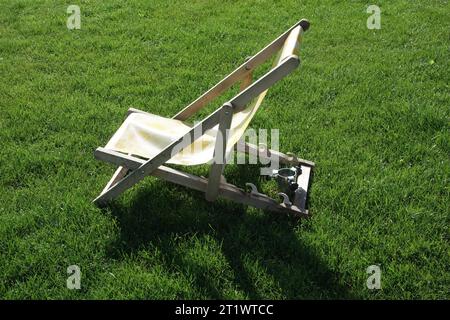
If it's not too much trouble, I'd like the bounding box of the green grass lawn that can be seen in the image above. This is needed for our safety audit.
[0,0,449,299]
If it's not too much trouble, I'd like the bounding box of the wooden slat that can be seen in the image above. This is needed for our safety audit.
[230,55,299,112]
[239,68,253,91]
[94,148,143,170]
[100,166,129,195]
[205,103,234,201]
[279,25,301,59]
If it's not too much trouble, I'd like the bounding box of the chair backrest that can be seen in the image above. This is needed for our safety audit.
[173,20,309,122]
[225,24,304,150]
[174,20,309,163]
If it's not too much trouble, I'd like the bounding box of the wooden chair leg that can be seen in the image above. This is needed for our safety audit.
[94,166,129,206]
[102,166,129,193]
[205,103,233,201]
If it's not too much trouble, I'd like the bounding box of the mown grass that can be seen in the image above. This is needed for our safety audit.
[0,0,449,299]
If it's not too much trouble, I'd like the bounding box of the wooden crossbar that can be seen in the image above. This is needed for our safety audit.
[205,103,234,201]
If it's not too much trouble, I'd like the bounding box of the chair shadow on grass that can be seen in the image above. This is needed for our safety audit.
[106,164,352,299]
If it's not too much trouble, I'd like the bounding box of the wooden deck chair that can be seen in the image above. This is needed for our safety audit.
[93,19,315,218]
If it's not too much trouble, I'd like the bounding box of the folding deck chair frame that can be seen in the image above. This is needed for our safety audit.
[93,19,315,218]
